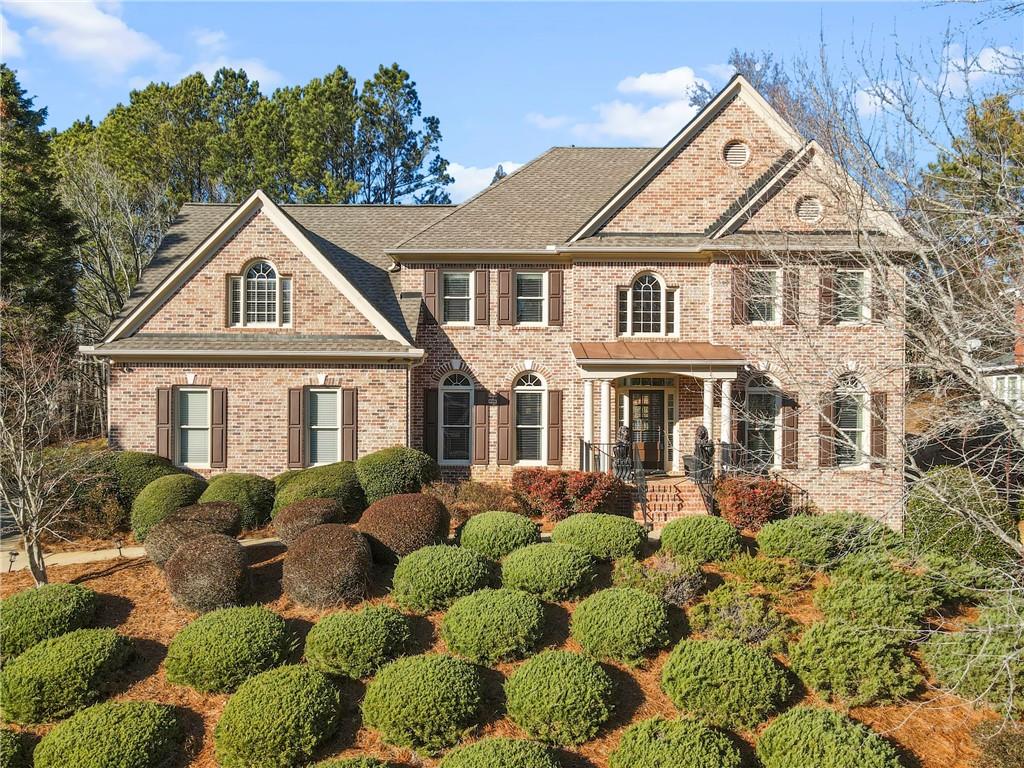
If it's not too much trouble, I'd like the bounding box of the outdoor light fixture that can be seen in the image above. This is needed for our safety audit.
[7,551,17,572]
[114,538,124,558]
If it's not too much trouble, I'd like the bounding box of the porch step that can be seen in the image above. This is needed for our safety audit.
[633,477,708,525]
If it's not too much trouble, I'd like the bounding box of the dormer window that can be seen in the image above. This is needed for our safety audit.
[229,261,292,327]
[617,273,677,337]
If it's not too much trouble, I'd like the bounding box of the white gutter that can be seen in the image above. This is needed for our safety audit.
[79,345,425,362]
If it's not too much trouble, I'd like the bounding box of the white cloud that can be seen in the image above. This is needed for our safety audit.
[705,63,735,82]
[184,56,284,89]
[7,1,170,74]
[526,112,570,130]
[192,27,227,51]
[448,160,524,202]
[855,88,884,117]
[943,44,1022,94]
[1,14,23,58]
[617,65,706,100]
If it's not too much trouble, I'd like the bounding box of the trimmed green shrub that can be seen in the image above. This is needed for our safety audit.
[690,583,794,652]
[33,701,180,768]
[790,621,921,706]
[305,604,412,679]
[921,599,1024,717]
[357,493,450,564]
[501,543,596,600]
[609,716,742,768]
[111,450,181,506]
[314,760,391,768]
[0,582,97,658]
[756,512,903,568]
[273,468,302,489]
[551,512,646,560]
[660,639,791,730]
[214,665,341,768]
[458,510,539,559]
[439,738,561,768]
[815,561,940,631]
[362,654,483,754]
[972,719,1024,768]
[165,606,291,693]
[755,706,903,768]
[441,588,545,664]
[0,727,31,768]
[165,533,246,613]
[271,461,365,520]
[200,472,276,529]
[719,552,811,593]
[144,501,242,567]
[659,516,740,563]
[392,545,491,613]
[0,628,131,724]
[906,466,1018,566]
[130,473,207,540]
[275,499,340,547]
[612,555,705,607]
[504,650,614,746]
[355,446,440,504]
[571,587,669,665]
[283,524,372,607]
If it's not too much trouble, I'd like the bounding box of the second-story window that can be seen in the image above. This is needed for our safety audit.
[747,268,780,323]
[442,271,472,324]
[835,268,870,323]
[618,273,675,336]
[229,261,292,327]
[516,272,545,324]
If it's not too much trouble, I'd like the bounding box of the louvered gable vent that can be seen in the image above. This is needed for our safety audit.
[723,141,750,168]
[796,196,823,223]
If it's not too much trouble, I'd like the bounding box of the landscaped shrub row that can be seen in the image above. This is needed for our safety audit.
[690,582,794,652]
[274,499,341,547]
[165,533,247,612]
[283,524,372,607]
[355,446,439,504]
[441,588,545,664]
[272,460,366,519]
[755,706,903,768]
[718,552,810,593]
[305,604,412,679]
[424,480,528,522]
[511,468,626,520]
[0,582,97,658]
[131,473,208,540]
[756,511,903,568]
[0,728,30,768]
[550,512,647,560]
[610,716,742,768]
[357,493,450,564]
[391,545,492,613]
[144,501,242,566]
[457,510,539,559]
[612,554,705,606]
[199,472,276,529]
[112,451,181,507]
[439,738,561,768]
[814,557,940,631]
[571,587,669,665]
[659,515,740,563]
[501,543,596,600]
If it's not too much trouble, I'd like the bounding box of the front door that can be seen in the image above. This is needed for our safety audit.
[629,390,664,470]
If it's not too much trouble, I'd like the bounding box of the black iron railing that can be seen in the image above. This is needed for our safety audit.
[578,438,651,530]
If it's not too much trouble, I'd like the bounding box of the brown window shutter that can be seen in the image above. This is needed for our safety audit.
[341,388,358,462]
[781,404,799,469]
[547,390,563,465]
[783,268,799,326]
[423,388,438,460]
[472,389,489,465]
[496,390,512,465]
[731,267,749,325]
[819,267,837,325]
[287,387,305,469]
[870,391,887,467]
[548,270,564,327]
[423,269,439,324]
[473,270,489,326]
[156,387,172,460]
[211,388,227,468]
[497,269,513,326]
[871,271,888,324]
[818,393,836,468]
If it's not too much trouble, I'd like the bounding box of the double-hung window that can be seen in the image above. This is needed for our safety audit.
[835,268,869,323]
[514,373,545,463]
[177,388,211,468]
[833,377,868,467]
[442,272,472,324]
[440,373,472,464]
[744,377,780,471]
[229,261,292,327]
[308,389,340,466]
[747,269,780,323]
[515,272,545,324]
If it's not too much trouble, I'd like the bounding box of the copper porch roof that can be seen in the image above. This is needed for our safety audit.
[571,340,744,362]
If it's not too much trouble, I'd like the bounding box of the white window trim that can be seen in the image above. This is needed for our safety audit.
[619,274,675,337]
[513,374,547,466]
[514,270,548,326]
[439,374,473,466]
[835,267,872,326]
[747,268,783,326]
[744,382,783,471]
[307,387,341,467]
[176,386,212,470]
[440,270,474,327]
[988,373,1024,408]
[231,261,293,328]
[834,384,871,470]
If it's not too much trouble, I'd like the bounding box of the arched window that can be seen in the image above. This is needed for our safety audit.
[229,261,292,327]
[833,375,867,467]
[514,372,546,463]
[743,375,781,471]
[617,274,675,336]
[439,373,473,464]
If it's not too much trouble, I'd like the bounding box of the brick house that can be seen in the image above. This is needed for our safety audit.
[84,76,909,525]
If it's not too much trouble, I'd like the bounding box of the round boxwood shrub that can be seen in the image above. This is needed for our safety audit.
[755,706,903,768]
[357,493,450,564]
[305,604,412,679]
[906,466,1018,566]
[0,628,131,724]
[690,582,794,652]
[441,588,545,664]
[144,501,242,567]
[458,510,539,560]
[609,716,742,768]
[361,654,483,754]
[214,664,341,768]
[130,473,208,540]
[314,760,391,768]
[0,727,31,768]
[200,472,276,529]
[571,587,669,665]
[165,606,291,693]
[111,450,181,506]
[392,545,492,613]
[660,639,791,730]
[0,582,97,658]
[659,516,740,563]
[283,524,372,607]
[612,554,706,607]
[505,650,614,745]
[439,738,561,768]
[275,498,341,547]
[551,512,647,560]
[355,446,440,504]
[815,563,939,631]
[271,461,365,520]
[33,701,181,768]
[756,512,903,568]
[501,543,596,600]
[165,533,246,612]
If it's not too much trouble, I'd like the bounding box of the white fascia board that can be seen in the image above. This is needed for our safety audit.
[80,345,425,362]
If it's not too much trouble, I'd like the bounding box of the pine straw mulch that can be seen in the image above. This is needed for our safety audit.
[0,545,997,768]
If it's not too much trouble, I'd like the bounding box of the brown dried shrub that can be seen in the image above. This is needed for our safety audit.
[283,524,372,607]
[274,499,340,547]
[144,502,242,567]
[424,480,526,524]
[356,493,450,564]
[165,534,247,613]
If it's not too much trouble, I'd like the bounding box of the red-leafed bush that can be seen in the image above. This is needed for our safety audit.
[512,469,626,521]
[714,477,791,532]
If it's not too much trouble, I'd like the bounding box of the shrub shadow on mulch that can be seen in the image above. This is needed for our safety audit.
[474,664,508,728]
[170,705,206,768]
[599,663,645,731]
[553,749,600,768]
[405,614,436,654]
[539,601,571,648]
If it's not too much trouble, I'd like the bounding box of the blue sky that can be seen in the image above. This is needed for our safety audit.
[2,1,1019,200]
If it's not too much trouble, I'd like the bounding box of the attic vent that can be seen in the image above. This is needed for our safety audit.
[723,140,750,168]
[796,196,823,223]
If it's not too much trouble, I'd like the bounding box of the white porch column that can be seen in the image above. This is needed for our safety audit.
[582,379,594,470]
[720,379,733,445]
[672,417,682,473]
[599,379,612,471]
[702,378,715,439]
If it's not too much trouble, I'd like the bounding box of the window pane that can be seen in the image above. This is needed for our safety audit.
[835,395,862,465]
[747,270,778,322]
[310,428,339,465]
[443,298,470,323]
[309,391,339,428]
[631,275,662,333]
[229,277,241,326]
[443,427,470,461]
[836,271,866,322]
[443,272,470,297]
[245,262,277,323]
[179,428,209,465]
[618,289,628,334]
[178,390,209,428]
[517,427,542,461]
[517,273,544,298]
[516,392,543,427]
[517,298,543,323]
[281,278,292,325]
[443,391,471,426]
[666,289,675,334]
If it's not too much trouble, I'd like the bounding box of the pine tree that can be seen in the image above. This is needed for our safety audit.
[491,164,508,185]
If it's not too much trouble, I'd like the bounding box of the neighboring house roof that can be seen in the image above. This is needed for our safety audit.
[571,340,744,363]
[84,333,418,360]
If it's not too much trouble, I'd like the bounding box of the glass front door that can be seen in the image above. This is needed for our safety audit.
[629,390,665,470]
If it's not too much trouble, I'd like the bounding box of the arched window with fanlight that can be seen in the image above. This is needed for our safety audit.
[439,373,473,465]
[514,372,546,464]
[228,261,292,327]
[617,273,676,336]
[742,375,781,471]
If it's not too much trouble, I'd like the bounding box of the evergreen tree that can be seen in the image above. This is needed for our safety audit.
[491,164,508,185]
